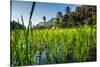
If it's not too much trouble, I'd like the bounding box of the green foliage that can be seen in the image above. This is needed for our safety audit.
[11,25,96,66]
[43,5,96,28]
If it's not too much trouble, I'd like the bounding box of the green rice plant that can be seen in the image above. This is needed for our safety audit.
[11,25,96,66]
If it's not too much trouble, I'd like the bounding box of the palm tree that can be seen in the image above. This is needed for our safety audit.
[43,16,46,22]
[56,11,63,25]
[62,6,71,27]
[43,16,46,27]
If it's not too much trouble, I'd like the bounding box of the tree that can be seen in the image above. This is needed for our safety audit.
[74,5,96,25]
[57,11,63,19]
[43,16,46,22]
[56,11,63,27]
[10,20,26,30]
[65,6,71,15]
[42,16,47,27]
[62,6,71,27]
[74,6,88,26]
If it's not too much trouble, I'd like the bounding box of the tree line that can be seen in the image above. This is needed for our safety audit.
[41,5,96,28]
[11,5,96,30]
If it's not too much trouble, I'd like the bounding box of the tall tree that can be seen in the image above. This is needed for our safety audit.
[43,16,46,22]
[62,6,71,27]
[65,6,71,15]
[56,11,63,26]
[43,16,46,27]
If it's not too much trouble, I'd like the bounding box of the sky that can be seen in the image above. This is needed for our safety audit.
[11,1,78,27]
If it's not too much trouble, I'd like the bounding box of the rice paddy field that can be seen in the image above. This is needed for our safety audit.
[11,25,96,66]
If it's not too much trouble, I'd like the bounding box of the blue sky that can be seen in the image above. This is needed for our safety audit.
[11,1,78,27]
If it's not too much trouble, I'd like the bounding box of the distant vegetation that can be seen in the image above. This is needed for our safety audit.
[11,5,96,29]
[35,5,96,29]
[10,20,26,30]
